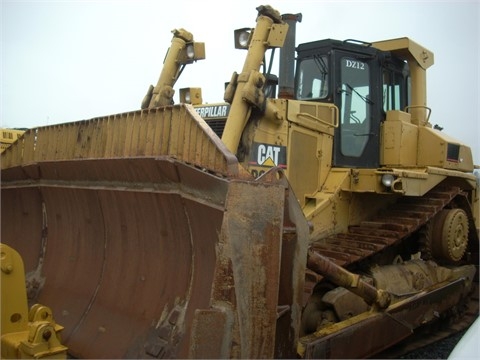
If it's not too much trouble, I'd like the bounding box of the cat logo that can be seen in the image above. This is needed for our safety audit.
[250,142,287,168]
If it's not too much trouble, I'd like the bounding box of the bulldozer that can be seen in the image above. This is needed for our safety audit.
[1,128,25,153]
[1,4,479,359]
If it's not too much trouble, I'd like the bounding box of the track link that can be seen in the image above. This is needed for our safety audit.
[310,186,463,267]
[300,185,479,357]
[305,186,467,287]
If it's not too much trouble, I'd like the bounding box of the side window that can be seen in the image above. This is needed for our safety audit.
[340,57,371,157]
[383,71,404,112]
[296,56,329,100]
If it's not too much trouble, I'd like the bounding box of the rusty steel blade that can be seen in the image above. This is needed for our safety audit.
[1,105,309,358]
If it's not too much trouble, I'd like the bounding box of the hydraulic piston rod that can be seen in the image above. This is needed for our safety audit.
[307,249,391,309]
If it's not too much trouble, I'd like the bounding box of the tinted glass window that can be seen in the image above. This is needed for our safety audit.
[340,57,371,157]
[383,71,404,112]
[296,56,329,100]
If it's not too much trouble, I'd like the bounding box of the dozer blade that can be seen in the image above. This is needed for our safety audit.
[1,105,309,359]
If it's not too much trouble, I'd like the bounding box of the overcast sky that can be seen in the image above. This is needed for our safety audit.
[1,0,479,163]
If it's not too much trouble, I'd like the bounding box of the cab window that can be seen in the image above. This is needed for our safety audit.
[383,71,405,112]
[296,55,329,100]
[340,57,372,157]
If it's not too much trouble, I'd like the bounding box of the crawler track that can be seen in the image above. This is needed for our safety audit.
[301,184,479,358]
[377,284,479,359]
[307,185,472,282]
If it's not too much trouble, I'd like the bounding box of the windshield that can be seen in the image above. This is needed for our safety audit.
[296,55,329,100]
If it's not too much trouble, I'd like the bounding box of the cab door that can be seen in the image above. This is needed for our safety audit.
[333,53,381,168]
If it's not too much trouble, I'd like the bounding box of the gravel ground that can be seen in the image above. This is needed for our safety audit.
[400,330,466,359]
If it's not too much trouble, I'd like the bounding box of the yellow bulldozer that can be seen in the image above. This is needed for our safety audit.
[1,5,478,359]
[1,128,25,153]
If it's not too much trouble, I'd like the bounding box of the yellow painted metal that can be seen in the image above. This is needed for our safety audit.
[237,98,289,179]
[1,105,247,179]
[372,37,434,70]
[238,98,338,208]
[287,100,338,134]
[1,128,25,144]
[380,109,474,173]
[417,126,475,172]
[1,5,478,357]
[141,29,205,109]
[221,6,288,153]
[180,87,203,105]
[1,243,29,336]
[380,110,418,167]
[1,244,67,359]
[297,261,476,358]
[287,124,326,208]
[303,169,352,240]
[1,128,25,153]
[373,37,434,126]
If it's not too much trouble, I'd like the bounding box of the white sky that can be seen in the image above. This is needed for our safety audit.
[1,0,479,164]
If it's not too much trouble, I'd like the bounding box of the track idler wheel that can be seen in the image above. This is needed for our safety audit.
[431,209,469,263]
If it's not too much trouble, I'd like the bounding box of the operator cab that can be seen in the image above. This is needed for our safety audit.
[295,39,410,168]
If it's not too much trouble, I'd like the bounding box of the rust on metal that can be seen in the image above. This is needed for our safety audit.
[1,105,247,179]
[307,249,390,309]
[306,186,466,292]
[299,275,474,358]
[300,185,478,358]
[1,108,309,358]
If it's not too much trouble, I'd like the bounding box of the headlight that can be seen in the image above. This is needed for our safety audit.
[234,28,252,49]
[239,31,250,47]
[186,44,195,59]
[381,174,395,188]
[180,87,202,105]
[177,42,205,64]
[184,90,191,103]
